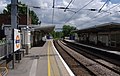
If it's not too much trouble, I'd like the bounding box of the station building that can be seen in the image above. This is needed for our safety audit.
[0,14,55,69]
[75,22,120,51]
[0,14,55,48]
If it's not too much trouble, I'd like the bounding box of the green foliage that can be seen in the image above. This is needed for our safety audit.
[2,2,39,24]
[0,40,6,45]
[50,31,63,39]
[30,10,39,24]
[50,31,55,38]
[2,2,26,14]
[62,25,76,37]
[50,25,76,39]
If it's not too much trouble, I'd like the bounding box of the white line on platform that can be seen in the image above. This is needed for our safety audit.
[29,59,38,76]
[51,40,75,76]
[65,40,120,55]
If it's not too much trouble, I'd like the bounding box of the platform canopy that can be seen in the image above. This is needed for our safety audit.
[31,25,55,33]
[3,24,55,33]
[75,22,120,33]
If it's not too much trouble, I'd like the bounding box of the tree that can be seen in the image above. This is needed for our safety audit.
[30,10,39,24]
[2,2,39,24]
[50,30,63,39]
[62,25,76,37]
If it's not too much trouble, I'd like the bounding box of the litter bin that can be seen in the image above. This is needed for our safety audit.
[15,53,21,60]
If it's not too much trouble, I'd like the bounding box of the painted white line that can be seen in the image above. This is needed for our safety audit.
[51,40,75,76]
[66,40,120,55]
[29,59,38,76]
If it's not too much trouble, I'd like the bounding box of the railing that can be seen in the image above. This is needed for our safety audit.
[0,40,6,58]
[0,40,13,58]
[0,40,13,76]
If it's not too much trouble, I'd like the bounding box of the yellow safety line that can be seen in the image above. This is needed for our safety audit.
[50,41,60,76]
[0,67,8,76]
[48,41,51,76]
[0,63,9,76]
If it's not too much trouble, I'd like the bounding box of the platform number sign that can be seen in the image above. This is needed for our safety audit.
[14,29,21,52]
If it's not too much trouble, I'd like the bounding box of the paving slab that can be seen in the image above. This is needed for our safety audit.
[7,40,71,76]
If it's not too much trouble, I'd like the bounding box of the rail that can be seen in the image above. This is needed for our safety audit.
[62,40,120,75]
[54,40,120,76]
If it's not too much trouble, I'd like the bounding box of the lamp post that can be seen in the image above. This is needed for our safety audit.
[18,4,41,54]
[27,5,29,25]
[26,6,41,54]
[25,6,30,55]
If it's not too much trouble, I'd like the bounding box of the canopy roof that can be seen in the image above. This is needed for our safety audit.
[3,24,55,33]
[76,22,120,33]
[32,25,55,33]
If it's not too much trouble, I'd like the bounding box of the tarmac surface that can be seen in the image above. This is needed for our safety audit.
[7,40,71,76]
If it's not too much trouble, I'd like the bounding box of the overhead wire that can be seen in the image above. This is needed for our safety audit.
[65,0,94,24]
[98,0,110,12]
[78,3,120,27]
[91,3,120,20]
[64,0,75,12]
[84,0,110,18]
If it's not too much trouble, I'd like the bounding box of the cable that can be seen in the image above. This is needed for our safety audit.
[76,0,94,13]
[78,4,120,27]
[65,0,94,24]
[92,3,120,19]
[98,0,110,12]
[64,0,75,12]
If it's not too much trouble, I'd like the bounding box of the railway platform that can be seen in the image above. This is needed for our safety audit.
[7,40,74,76]
[65,39,120,56]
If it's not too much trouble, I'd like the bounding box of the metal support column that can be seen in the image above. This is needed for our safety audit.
[11,0,18,29]
[11,0,18,69]
[25,6,29,55]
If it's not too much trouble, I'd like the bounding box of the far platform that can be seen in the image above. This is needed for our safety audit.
[65,39,120,56]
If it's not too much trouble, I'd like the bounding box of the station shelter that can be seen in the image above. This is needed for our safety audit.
[75,22,120,50]
[0,24,55,68]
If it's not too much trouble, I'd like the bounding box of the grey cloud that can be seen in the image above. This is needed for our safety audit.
[0,0,120,29]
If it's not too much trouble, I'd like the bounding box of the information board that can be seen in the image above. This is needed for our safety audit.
[14,29,21,52]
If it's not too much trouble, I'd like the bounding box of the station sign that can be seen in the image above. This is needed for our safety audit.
[14,29,21,52]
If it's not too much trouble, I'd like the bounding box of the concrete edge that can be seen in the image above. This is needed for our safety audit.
[51,40,75,76]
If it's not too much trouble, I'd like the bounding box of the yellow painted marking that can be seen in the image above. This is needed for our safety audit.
[48,41,51,76]
[48,40,61,76]
[0,64,9,76]
[49,41,61,76]
[0,67,8,76]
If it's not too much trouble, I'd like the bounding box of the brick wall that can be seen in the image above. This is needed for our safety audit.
[0,14,31,26]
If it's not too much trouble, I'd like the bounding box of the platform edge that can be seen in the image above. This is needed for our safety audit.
[51,40,75,76]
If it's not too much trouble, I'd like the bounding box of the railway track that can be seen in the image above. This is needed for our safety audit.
[54,40,120,76]
[62,40,120,74]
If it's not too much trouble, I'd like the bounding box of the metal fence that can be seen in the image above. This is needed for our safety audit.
[0,40,13,57]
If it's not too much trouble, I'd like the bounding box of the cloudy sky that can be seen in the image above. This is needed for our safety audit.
[1,0,120,29]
